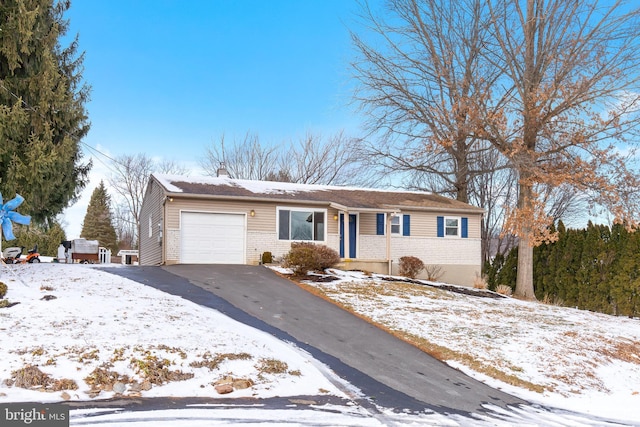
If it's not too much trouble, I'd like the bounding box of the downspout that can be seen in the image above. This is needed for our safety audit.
[386,213,392,275]
[343,210,350,261]
[161,195,168,265]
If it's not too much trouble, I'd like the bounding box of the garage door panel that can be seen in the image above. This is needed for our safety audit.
[181,212,245,264]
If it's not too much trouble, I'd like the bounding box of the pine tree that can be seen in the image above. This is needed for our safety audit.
[610,226,640,317]
[13,220,66,256]
[0,0,91,225]
[555,227,584,306]
[80,181,118,252]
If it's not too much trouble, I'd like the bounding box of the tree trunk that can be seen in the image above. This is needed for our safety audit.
[515,181,537,300]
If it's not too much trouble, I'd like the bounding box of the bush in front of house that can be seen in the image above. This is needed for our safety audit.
[0,282,7,298]
[261,251,273,264]
[282,242,340,276]
[398,256,425,279]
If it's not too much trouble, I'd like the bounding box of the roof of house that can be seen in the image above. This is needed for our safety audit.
[151,173,485,214]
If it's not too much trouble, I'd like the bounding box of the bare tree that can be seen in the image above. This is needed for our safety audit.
[201,133,283,180]
[201,131,377,186]
[466,141,518,265]
[109,154,189,247]
[287,131,378,186]
[350,0,519,274]
[480,0,640,299]
[351,0,500,203]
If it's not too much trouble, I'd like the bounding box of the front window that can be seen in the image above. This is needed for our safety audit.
[278,208,325,241]
[391,215,401,234]
[445,217,460,237]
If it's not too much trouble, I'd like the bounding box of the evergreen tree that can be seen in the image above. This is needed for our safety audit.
[494,247,518,290]
[80,181,117,252]
[611,226,640,317]
[13,220,66,256]
[539,221,566,301]
[0,0,91,225]
[533,223,556,299]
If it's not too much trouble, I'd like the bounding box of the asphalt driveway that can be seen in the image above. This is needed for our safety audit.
[103,264,526,418]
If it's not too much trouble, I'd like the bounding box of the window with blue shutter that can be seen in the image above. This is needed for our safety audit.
[402,214,410,236]
[461,217,468,238]
[376,213,385,235]
[437,216,444,237]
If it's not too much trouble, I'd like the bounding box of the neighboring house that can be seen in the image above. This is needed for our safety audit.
[139,172,485,286]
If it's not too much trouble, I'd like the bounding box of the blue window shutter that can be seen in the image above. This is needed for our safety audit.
[461,217,468,238]
[376,213,385,235]
[403,214,410,236]
[437,216,444,237]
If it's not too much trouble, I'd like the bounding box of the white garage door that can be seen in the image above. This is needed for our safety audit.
[180,212,245,264]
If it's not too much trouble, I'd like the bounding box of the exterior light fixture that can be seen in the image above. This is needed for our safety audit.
[250,210,256,217]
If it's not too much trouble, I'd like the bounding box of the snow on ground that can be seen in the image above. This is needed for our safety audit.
[294,268,640,425]
[1,263,639,426]
[0,264,346,403]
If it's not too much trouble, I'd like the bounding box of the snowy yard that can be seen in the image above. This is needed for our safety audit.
[0,263,638,426]
[291,268,640,424]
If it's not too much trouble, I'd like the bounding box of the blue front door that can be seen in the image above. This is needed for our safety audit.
[339,214,357,258]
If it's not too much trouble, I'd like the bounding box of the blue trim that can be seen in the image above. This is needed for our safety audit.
[437,216,444,237]
[402,215,410,236]
[376,213,385,235]
[461,217,468,238]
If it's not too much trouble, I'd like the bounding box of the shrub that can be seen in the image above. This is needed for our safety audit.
[473,274,488,289]
[0,282,7,298]
[282,242,340,276]
[424,264,444,281]
[398,256,424,279]
[261,251,273,264]
[495,284,513,296]
[313,244,341,269]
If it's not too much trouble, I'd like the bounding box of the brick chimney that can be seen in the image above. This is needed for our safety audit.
[217,162,229,177]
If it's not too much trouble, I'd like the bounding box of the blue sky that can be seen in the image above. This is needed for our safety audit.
[65,0,363,163]
[62,0,367,237]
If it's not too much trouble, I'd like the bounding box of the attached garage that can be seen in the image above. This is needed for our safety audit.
[180,212,246,264]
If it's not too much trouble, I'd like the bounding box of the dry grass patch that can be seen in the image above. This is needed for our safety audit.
[256,358,289,375]
[599,338,640,364]
[190,352,252,370]
[6,365,51,389]
[130,354,194,385]
[5,365,78,392]
[85,365,130,389]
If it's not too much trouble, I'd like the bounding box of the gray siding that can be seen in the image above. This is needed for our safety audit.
[139,178,165,265]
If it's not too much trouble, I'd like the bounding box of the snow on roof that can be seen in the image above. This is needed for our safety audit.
[151,173,484,212]
[153,173,420,195]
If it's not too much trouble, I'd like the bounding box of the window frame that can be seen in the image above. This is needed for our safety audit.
[390,214,402,235]
[277,207,327,242]
[444,216,461,238]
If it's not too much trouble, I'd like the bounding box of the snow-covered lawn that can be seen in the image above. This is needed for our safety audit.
[292,268,640,424]
[0,264,346,403]
[1,263,638,426]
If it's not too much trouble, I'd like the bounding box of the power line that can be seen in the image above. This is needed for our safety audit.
[0,78,124,173]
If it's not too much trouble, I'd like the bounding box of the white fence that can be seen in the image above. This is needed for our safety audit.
[98,247,111,264]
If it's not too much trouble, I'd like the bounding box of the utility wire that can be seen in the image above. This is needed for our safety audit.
[0,78,124,172]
